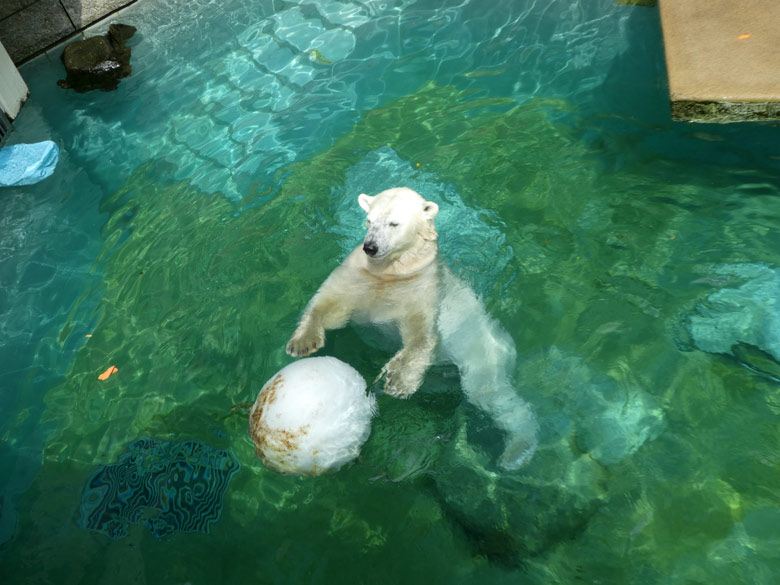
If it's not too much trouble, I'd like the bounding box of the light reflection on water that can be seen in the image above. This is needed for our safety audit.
[2,0,780,583]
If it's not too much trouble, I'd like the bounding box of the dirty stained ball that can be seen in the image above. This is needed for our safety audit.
[249,357,376,476]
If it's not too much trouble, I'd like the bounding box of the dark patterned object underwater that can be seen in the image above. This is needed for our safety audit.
[78,439,240,539]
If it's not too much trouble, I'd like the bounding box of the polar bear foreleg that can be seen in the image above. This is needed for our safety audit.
[379,312,436,398]
[286,290,353,357]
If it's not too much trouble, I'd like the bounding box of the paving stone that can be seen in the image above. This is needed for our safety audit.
[0,0,75,63]
[0,0,139,63]
[0,0,40,22]
[60,0,136,29]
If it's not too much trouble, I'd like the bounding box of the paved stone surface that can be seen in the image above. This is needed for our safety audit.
[0,0,137,64]
[659,0,780,122]
[0,0,76,64]
[0,1,40,22]
[61,0,134,29]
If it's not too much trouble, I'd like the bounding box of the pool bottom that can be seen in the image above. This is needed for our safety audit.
[3,83,780,584]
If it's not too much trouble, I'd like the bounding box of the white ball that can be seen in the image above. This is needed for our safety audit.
[249,357,376,476]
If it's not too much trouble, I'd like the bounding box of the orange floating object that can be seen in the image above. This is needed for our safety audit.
[98,365,118,380]
[737,34,751,40]
[85,334,93,338]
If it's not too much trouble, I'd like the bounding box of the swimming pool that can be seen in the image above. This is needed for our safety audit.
[2,0,780,582]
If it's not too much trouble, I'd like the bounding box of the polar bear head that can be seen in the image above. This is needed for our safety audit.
[357,187,439,260]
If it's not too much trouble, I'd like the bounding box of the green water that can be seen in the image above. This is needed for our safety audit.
[2,0,780,583]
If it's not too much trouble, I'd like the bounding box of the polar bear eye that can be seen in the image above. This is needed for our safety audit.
[388,222,399,228]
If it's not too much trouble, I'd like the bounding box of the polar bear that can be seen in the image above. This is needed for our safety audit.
[286,187,538,469]
[287,187,439,397]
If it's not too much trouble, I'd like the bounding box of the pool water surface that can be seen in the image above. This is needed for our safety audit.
[2,0,780,583]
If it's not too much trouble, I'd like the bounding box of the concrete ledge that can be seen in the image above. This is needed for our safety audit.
[659,0,780,123]
[671,100,780,125]
[0,0,138,65]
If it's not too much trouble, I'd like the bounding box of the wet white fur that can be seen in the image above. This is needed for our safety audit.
[286,187,538,469]
[287,187,440,398]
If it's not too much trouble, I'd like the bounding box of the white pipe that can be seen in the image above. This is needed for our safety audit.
[0,40,29,121]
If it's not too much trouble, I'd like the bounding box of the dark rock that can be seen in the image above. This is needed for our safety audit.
[434,433,607,566]
[107,24,137,48]
[58,24,137,93]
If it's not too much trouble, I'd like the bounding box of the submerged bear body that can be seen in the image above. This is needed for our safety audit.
[286,187,539,469]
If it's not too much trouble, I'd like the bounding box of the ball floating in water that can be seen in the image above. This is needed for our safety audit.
[249,357,376,476]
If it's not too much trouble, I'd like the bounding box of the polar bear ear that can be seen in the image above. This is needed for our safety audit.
[358,193,374,213]
[422,201,439,220]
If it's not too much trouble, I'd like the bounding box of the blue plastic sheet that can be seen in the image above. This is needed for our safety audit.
[0,140,59,187]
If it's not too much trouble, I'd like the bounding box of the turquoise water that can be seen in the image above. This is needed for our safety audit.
[2,0,780,582]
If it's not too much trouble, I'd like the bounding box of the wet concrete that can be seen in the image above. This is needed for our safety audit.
[659,0,780,123]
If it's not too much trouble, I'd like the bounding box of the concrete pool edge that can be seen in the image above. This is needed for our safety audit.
[0,0,141,66]
[4,0,780,124]
[659,0,780,123]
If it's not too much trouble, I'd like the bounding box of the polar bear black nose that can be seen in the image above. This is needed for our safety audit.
[363,241,378,257]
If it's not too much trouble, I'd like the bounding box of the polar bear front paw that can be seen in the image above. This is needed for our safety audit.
[286,325,325,357]
[377,354,423,398]
[499,432,538,470]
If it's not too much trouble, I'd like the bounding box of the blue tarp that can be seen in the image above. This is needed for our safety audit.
[0,141,59,187]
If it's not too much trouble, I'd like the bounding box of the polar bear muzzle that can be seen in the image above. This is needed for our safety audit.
[363,239,379,257]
